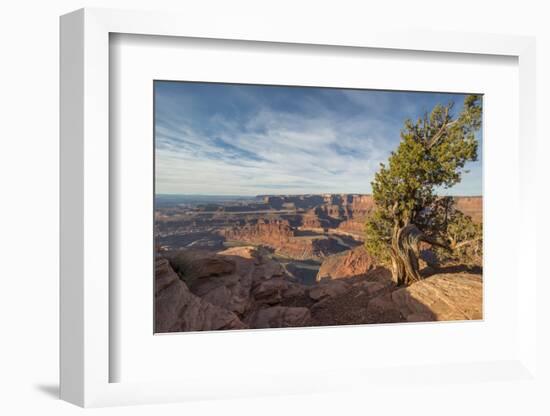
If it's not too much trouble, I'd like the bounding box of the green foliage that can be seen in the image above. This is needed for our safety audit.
[365,95,482,263]
[435,209,483,265]
[364,209,392,263]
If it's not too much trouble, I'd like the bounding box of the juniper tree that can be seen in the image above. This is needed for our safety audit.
[365,95,482,286]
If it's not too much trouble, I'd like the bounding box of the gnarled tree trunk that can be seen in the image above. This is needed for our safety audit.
[389,223,450,286]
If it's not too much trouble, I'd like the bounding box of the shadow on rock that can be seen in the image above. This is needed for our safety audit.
[421,264,482,278]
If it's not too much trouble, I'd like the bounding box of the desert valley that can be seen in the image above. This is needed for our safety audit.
[155,194,483,332]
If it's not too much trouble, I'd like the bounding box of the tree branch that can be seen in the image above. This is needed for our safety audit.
[453,237,482,250]
[420,234,452,252]
[427,107,458,150]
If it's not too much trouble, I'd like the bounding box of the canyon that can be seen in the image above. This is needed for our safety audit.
[156,193,481,271]
[155,194,483,331]
[156,194,481,243]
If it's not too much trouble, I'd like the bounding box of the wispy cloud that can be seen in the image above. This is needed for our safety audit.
[154,82,482,196]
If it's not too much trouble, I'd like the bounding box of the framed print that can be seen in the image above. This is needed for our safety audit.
[60,8,538,408]
[153,81,484,334]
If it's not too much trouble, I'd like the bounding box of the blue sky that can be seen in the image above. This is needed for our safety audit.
[155,81,482,196]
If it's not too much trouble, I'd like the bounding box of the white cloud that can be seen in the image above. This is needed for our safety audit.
[155,107,398,195]
[154,86,481,196]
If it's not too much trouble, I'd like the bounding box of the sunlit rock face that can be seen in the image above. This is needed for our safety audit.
[316,246,376,281]
[390,273,483,322]
[155,258,247,333]
[222,218,350,261]
[453,196,483,223]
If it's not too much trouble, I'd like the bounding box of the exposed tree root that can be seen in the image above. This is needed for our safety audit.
[390,224,451,286]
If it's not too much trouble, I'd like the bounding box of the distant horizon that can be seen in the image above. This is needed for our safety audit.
[155,82,482,196]
[155,192,483,198]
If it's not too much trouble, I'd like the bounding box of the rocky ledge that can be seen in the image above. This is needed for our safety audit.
[316,245,377,281]
[156,246,311,332]
[155,246,483,333]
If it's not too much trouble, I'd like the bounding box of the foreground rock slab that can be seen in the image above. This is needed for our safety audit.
[156,243,483,332]
[391,273,483,322]
[155,258,246,332]
[309,279,350,301]
[188,246,287,315]
[245,306,311,328]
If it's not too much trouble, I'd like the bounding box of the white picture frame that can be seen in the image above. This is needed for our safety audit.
[60,7,538,408]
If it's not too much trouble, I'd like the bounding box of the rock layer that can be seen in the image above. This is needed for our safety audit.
[223,219,349,260]
[391,273,483,321]
[245,306,311,328]
[155,258,246,332]
[316,246,376,281]
[188,246,289,315]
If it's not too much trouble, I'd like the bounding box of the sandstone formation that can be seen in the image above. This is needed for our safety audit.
[167,250,236,283]
[252,278,306,306]
[364,272,482,323]
[365,293,404,324]
[391,273,483,321]
[301,208,329,228]
[454,196,482,223]
[316,246,376,281]
[352,280,391,297]
[156,194,480,255]
[222,219,350,260]
[308,280,350,301]
[244,306,311,328]
[188,246,290,315]
[155,258,246,332]
[156,246,312,332]
[223,219,294,245]
[260,195,325,210]
[155,244,483,332]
